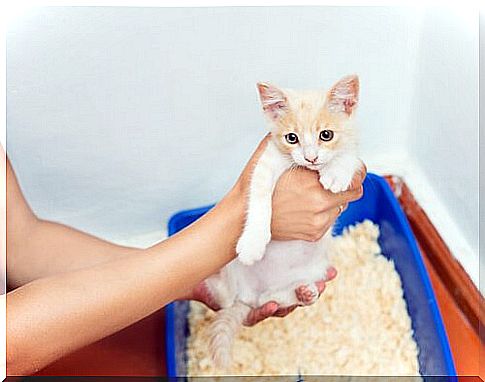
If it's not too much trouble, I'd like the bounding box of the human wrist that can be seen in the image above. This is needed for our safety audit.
[219,181,245,225]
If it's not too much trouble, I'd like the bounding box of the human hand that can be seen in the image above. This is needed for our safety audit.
[189,266,337,326]
[271,163,366,241]
[231,134,272,198]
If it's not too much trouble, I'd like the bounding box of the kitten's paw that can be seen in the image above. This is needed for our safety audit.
[319,169,353,193]
[295,284,319,306]
[236,231,270,266]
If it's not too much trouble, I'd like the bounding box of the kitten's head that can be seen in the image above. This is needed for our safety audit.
[257,75,359,170]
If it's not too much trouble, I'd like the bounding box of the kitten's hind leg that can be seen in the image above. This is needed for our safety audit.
[205,270,237,309]
[258,282,319,308]
[295,284,319,306]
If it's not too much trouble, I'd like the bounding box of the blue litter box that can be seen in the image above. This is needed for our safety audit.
[165,173,456,377]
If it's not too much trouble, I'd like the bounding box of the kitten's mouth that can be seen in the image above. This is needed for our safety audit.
[305,163,323,170]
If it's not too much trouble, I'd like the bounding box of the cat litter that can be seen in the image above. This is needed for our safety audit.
[185,220,420,376]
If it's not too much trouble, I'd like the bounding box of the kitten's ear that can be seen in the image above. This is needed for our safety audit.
[257,82,288,121]
[326,75,359,117]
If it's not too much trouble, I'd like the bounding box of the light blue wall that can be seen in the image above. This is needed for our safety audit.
[408,8,478,256]
[7,6,460,243]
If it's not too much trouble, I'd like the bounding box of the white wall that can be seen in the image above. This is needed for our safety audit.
[5,7,479,284]
[407,8,479,278]
[480,11,485,295]
[6,6,422,241]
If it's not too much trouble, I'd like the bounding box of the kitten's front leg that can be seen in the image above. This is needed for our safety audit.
[319,154,360,193]
[236,145,285,266]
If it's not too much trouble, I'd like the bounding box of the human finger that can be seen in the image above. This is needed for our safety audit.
[243,301,279,326]
[272,305,298,318]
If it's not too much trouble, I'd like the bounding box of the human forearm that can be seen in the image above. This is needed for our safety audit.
[7,188,244,375]
[7,218,139,289]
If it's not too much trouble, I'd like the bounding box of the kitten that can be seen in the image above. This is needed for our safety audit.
[205,75,361,368]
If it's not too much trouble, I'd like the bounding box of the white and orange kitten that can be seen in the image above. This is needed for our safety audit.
[205,75,361,368]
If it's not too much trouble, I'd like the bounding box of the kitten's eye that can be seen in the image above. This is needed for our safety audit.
[319,130,334,142]
[285,133,299,145]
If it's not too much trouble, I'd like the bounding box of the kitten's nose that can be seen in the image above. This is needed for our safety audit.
[304,155,318,164]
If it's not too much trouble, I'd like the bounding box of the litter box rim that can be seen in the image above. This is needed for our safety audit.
[369,174,456,377]
[165,173,456,377]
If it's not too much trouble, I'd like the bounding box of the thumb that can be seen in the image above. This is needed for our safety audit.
[236,134,271,189]
[244,134,271,171]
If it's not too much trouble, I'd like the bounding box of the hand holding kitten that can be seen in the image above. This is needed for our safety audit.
[206,75,364,367]
[191,265,337,326]
[189,135,365,326]
[271,163,366,242]
[234,161,365,325]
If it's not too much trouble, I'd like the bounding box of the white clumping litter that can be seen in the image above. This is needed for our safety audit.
[186,220,420,376]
